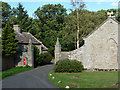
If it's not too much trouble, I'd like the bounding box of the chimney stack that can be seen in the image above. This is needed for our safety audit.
[13,25,21,33]
[0,28,2,37]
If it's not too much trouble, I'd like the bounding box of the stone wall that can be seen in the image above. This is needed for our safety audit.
[83,18,118,69]
[118,21,120,70]
[54,39,84,64]
[15,40,34,67]
[61,52,70,60]
[14,44,29,66]
[15,41,46,67]
[68,46,84,62]
[54,18,119,70]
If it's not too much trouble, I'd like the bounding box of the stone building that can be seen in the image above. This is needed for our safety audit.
[55,17,119,70]
[1,25,48,70]
[13,25,48,67]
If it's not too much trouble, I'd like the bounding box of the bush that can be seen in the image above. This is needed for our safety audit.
[40,52,53,65]
[54,59,84,73]
[34,46,42,67]
[34,45,53,67]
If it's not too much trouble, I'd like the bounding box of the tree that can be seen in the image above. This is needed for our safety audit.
[60,13,77,50]
[71,0,85,49]
[11,3,32,32]
[1,2,12,27]
[61,9,107,51]
[2,24,18,56]
[32,4,67,55]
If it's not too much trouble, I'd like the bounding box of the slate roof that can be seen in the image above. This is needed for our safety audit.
[15,32,41,44]
[15,32,48,51]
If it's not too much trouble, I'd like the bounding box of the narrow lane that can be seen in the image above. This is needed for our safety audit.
[2,64,58,88]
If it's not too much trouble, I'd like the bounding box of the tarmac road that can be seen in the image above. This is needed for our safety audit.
[2,64,58,88]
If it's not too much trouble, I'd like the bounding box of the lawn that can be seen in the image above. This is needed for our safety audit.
[48,71,118,88]
[2,66,33,80]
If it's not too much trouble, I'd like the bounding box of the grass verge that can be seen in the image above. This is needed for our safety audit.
[48,71,118,88]
[2,66,33,80]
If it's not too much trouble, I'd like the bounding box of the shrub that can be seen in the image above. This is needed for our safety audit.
[34,46,42,67]
[54,59,84,73]
[40,52,53,65]
[34,45,53,67]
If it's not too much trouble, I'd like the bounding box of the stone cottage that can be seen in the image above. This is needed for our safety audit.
[13,25,48,67]
[1,25,48,70]
[55,17,119,70]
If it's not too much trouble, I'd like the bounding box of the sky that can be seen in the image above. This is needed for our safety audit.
[1,0,119,18]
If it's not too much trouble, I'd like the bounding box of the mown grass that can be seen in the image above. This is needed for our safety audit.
[2,66,33,80]
[48,71,118,88]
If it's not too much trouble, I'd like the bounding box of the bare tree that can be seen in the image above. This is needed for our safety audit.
[71,0,85,49]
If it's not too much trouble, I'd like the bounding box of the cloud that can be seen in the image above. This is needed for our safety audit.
[96,0,118,2]
[112,2,118,6]
[112,2,120,6]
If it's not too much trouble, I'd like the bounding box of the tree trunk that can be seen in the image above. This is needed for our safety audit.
[77,8,79,49]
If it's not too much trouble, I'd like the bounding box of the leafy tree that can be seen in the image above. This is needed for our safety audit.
[2,24,18,56]
[31,4,110,53]
[32,4,67,55]
[59,14,77,50]
[61,9,107,51]
[1,2,11,27]
[11,3,32,32]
